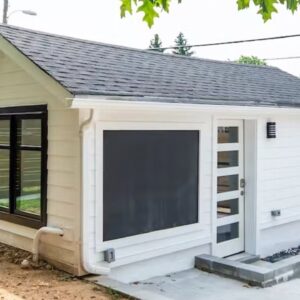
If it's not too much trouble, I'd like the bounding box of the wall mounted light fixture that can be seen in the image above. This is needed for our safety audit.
[267,122,276,138]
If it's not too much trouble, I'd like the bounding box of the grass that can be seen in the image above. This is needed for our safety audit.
[0,196,40,215]
[0,198,8,209]
[16,198,40,215]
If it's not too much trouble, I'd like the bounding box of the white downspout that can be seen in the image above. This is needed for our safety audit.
[32,227,64,262]
[80,109,110,275]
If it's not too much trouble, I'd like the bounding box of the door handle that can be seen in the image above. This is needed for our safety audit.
[240,178,245,188]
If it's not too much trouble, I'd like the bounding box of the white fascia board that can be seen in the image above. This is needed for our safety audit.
[71,95,300,115]
[0,36,72,102]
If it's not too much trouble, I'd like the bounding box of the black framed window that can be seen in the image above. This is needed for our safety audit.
[103,130,199,241]
[0,106,47,228]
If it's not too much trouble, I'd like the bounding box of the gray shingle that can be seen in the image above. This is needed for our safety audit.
[1,24,300,107]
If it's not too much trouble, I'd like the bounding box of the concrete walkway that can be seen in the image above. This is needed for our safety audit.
[92,269,300,300]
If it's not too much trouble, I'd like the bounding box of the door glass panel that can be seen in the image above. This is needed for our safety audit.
[0,149,9,209]
[17,119,41,147]
[16,150,41,216]
[218,151,238,168]
[218,127,238,143]
[217,175,239,193]
[217,222,239,243]
[0,120,10,145]
[217,199,239,218]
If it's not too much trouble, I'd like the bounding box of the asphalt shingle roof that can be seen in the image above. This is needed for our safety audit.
[1,25,300,107]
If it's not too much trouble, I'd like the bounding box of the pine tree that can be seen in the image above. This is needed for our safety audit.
[173,32,194,56]
[149,34,164,52]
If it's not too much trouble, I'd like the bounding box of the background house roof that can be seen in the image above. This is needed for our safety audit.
[1,24,300,107]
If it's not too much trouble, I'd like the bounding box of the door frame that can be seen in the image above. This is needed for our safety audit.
[211,118,259,257]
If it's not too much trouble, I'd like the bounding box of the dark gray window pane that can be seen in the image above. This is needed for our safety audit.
[103,130,199,241]
[217,222,239,243]
[0,120,10,145]
[218,127,238,143]
[217,175,239,193]
[218,151,239,168]
[17,119,41,147]
[0,149,9,208]
[217,199,239,218]
[16,151,41,215]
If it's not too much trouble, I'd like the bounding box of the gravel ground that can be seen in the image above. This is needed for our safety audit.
[0,243,129,300]
[263,246,300,263]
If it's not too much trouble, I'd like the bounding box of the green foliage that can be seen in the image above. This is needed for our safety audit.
[149,34,165,52]
[120,0,300,27]
[237,55,267,65]
[120,0,182,27]
[173,32,194,56]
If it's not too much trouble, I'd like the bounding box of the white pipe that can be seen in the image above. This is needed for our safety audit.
[80,109,110,275]
[32,226,64,262]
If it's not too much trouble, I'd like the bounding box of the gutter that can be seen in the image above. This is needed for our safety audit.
[71,95,300,115]
[79,109,110,275]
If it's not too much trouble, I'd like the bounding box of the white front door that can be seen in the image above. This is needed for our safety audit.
[215,120,245,257]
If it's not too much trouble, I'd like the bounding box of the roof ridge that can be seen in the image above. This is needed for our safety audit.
[0,24,276,71]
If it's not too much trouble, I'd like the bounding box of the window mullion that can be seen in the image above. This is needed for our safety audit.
[40,112,48,225]
[9,116,17,214]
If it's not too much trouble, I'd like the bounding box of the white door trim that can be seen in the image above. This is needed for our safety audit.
[244,120,259,255]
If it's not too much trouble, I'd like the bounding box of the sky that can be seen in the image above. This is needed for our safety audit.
[3,0,300,76]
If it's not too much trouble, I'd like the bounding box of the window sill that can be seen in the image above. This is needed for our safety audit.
[97,223,204,251]
[0,211,45,229]
[0,220,36,239]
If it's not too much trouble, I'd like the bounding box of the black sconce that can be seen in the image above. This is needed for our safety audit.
[267,122,276,138]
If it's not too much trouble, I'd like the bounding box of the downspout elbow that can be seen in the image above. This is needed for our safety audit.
[32,226,64,262]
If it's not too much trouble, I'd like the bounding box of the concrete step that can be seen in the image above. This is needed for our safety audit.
[226,253,260,264]
[195,254,300,287]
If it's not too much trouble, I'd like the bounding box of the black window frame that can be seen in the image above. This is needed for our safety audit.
[0,105,48,229]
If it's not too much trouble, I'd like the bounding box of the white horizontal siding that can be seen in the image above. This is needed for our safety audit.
[258,116,300,230]
[0,51,81,273]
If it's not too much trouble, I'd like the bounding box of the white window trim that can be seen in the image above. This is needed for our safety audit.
[95,121,207,255]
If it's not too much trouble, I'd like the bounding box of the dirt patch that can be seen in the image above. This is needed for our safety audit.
[0,243,129,300]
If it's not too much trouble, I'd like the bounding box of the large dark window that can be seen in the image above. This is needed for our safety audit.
[0,106,47,228]
[103,130,199,241]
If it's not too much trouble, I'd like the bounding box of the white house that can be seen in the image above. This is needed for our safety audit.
[1,24,300,283]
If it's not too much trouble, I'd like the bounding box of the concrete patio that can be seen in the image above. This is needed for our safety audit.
[90,268,300,300]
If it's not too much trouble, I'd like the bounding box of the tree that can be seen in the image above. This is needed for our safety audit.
[237,55,267,66]
[172,32,194,56]
[120,0,300,27]
[149,34,164,52]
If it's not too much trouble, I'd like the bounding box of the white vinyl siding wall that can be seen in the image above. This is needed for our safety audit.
[258,116,300,256]
[0,52,82,274]
[82,105,300,282]
[259,116,300,227]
